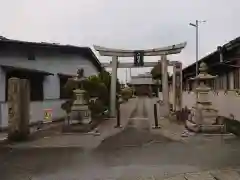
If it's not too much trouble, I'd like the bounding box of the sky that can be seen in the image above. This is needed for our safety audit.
[0,0,240,83]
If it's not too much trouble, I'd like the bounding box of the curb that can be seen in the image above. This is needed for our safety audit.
[161,167,240,180]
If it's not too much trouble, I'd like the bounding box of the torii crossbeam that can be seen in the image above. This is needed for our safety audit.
[94,42,186,57]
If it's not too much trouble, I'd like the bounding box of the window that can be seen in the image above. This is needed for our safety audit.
[216,76,224,90]
[59,75,73,99]
[27,51,36,60]
[233,69,240,89]
[208,79,215,90]
[220,76,224,90]
[188,81,193,91]
[5,70,44,101]
[226,72,230,90]
[183,81,187,91]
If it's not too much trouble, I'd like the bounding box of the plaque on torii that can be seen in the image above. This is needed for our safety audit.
[134,51,144,67]
[94,42,187,117]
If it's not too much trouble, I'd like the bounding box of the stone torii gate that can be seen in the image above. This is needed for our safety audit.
[94,42,186,117]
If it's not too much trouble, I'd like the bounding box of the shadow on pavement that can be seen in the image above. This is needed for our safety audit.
[96,125,173,152]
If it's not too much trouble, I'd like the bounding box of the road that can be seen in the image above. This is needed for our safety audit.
[1,97,240,180]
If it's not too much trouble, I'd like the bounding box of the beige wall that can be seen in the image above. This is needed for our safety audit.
[0,49,100,128]
[170,90,240,121]
[0,100,66,128]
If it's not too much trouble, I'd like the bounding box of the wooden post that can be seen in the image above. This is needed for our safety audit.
[153,103,160,129]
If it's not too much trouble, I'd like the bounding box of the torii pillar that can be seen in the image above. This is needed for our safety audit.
[161,54,169,116]
[110,56,118,117]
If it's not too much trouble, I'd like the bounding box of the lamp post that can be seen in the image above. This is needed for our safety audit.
[189,20,206,76]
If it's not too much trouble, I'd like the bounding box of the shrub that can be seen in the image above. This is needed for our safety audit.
[61,99,73,114]
[121,87,133,101]
[89,98,106,116]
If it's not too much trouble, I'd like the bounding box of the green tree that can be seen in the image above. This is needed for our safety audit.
[151,63,171,80]
[151,63,171,94]
[151,63,162,80]
[61,70,121,117]
[121,87,133,101]
[98,70,121,94]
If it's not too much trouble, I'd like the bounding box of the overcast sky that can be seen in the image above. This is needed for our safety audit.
[0,0,240,83]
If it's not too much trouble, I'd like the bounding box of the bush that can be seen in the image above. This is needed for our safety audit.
[89,98,106,116]
[121,87,133,101]
[61,100,73,114]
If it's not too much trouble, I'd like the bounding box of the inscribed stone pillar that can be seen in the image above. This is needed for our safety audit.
[173,65,177,111]
[161,55,169,116]
[110,56,118,117]
[172,62,183,112]
[20,79,30,136]
[8,78,30,141]
[176,63,183,112]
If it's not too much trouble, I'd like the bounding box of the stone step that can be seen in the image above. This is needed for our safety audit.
[184,171,216,180]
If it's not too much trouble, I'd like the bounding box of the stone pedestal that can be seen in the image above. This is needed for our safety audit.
[8,78,30,141]
[71,89,91,124]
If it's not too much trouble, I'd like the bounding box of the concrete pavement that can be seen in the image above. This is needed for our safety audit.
[1,97,240,180]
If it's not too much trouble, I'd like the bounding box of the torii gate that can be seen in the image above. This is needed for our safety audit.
[94,42,186,117]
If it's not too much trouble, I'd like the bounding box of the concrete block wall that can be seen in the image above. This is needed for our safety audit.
[169,90,240,121]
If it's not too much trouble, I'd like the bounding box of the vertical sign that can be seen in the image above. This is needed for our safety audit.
[134,51,144,66]
[175,63,182,111]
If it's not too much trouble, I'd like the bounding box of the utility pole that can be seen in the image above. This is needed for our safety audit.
[189,20,206,76]
[125,68,128,83]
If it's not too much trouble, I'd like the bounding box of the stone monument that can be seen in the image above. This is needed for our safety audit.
[186,62,223,133]
[70,69,91,124]
[8,78,30,141]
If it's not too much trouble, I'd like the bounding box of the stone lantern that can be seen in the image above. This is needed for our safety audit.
[186,62,223,133]
[70,69,91,124]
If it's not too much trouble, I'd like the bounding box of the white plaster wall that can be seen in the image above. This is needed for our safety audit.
[0,50,100,128]
[170,90,240,121]
[0,100,66,127]
[0,52,99,101]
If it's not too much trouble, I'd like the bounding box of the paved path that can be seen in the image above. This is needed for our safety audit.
[3,99,136,149]
[1,97,240,180]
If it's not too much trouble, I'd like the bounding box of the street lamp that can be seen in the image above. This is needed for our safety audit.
[189,20,206,76]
